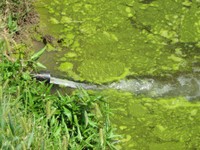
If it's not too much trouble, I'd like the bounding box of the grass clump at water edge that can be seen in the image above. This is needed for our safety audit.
[0,39,117,149]
[0,1,117,149]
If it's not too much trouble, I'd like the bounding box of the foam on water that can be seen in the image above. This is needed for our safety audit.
[50,74,200,100]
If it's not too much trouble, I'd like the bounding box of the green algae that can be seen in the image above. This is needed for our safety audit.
[99,90,200,150]
[65,52,77,58]
[35,0,200,84]
[77,60,130,83]
[58,62,73,72]
[33,1,200,149]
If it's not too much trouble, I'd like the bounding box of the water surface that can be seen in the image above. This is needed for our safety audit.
[34,0,200,149]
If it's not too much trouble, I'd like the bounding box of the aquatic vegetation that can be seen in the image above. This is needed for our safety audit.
[101,90,200,149]
[35,0,200,83]
[77,60,130,83]
[33,0,200,149]
[58,62,73,72]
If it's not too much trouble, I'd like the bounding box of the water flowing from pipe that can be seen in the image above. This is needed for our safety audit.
[48,74,200,100]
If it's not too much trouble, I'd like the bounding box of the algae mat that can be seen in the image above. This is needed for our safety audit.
[102,90,200,150]
[35,0,200,84]
[34,0,200,149]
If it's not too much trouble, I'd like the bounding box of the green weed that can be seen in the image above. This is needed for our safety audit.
[7,13,18,34]
[0,0,117,149]
[0,38,117,149]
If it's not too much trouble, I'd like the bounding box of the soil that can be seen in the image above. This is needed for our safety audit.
[12,6,50,55]
[13,9,39,42]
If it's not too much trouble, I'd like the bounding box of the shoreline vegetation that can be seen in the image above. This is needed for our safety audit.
[0,0,117,149]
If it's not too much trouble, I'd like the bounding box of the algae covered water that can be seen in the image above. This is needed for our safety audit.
[34,0,200,149]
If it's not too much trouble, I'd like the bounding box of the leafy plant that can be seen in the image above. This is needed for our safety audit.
[29,46,47,69]
[0,39,117,149]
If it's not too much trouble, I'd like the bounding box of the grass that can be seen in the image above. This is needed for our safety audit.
[1,34,119,149]
[0,38,117,150]
[0,1,117,149]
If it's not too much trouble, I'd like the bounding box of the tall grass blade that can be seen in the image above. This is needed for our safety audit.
[62,136,68,150]
[8,114,15,136]
[99,128,104,148]
[63,107,72,123]
[30,46,46,61]
[84,110,88,128]
[54,126,61,137]
[62,118,70,140]
[0,86,2,102]
[74,114,83,141]
[41,140,45,150]
[36,62,47,69]
[27,132,34,149]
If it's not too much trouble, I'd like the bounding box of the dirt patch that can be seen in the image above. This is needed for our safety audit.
[14,8,39,41]
[13,6,58,50]
[18,9,39,26]
[11,5,47,56]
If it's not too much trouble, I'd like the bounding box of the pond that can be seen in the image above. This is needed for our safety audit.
[34,0,200,149]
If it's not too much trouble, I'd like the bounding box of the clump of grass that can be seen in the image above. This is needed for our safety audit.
[0,38,117,149]
[0,1,118,149]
